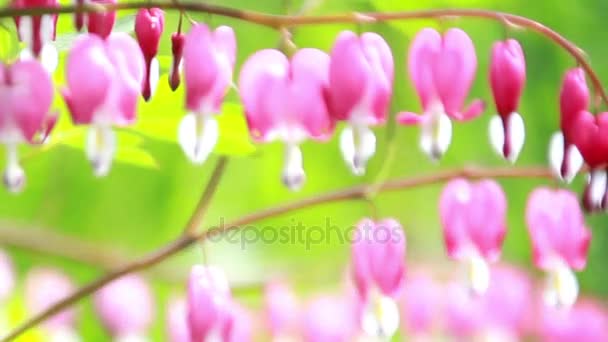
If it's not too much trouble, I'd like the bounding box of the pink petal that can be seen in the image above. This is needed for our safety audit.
[265,281,300,337]
[184,24,220,112]
[489,39,526,117]
[25,268,76,331]
[452,99,485,122]
[303,295,358,342]
[396,111,426,125]
[401,273,441,335]
[134,8,165,59]
[166,298,190,342]
[213,26,237,68]
[361,32,394,124]
[87,0,116,39]
[408,28,441,110]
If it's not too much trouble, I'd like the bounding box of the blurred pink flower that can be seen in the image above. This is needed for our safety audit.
[539,300,608,342]
[179,24,235,165]
[0,250,14,302]
[439,179,507,294]
[94,274,155,339]
[239,48,334,190]
[169,32,185,91]
[87,0,116,39]
[549,68,588,183]
[400,273,441,338]
[25,268,77,332]
[526,188,590,308]
[302,295,358,342]
[264,281,301,338]
[488,39,527,162]
[221,302,254,342]
[63,33,144,177]
[135,8,165,101]
[328,30,393,175]
[443,281,483,341]
[166,297,189,342]
[398,28,484,160]
[0,60,56,193]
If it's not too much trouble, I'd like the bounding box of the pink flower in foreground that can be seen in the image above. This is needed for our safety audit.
[549,68,587,183]
[239,48,334,190]
[351,218,405,339]
[12,0,59,71]
[63,33,145,177]
[221,302,254,342]
[328,30,393,175]
[303,295,358,342]
[87,0,116,39]
[540,300,608,342]
[0,60,56,193]
[0,250,14,303]
[398,28,484,160]
[166,297,189,342]
[25,268,78,338]
[179,24,236,165]
[444,281,483,341]
[169,31,185,91]
[526,188,591,308]
[94,274,155,340]
[488,39,527,162]
[135,8,165,101]
[400,273,441,338]
[439,179,507,295]
[187,265,232,341]
[265,281,301,339]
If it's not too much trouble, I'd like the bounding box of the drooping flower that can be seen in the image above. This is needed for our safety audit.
[400,273,441,339]
[12,0,59,72]
[539,300,608,342]
[265,281,301,339]
[488,39,527,162]
[135,8,165,101]
[443,281,484,341]
[25,268,79,340]
[351,218,406,339]
[169,31,185,91]
[439,179,507,295]
[221,302,254,342]
[0,60,56,193]
[239,48,334,190]
[180,24,236,165]
[94,274,155,341]
[398,28,484,160]
[187,265,232,341]
[526,187,591,308]
[549,68,587,183]
[328,30,393,175]
[302,295,358,342]
[63,33,145,176]
[166,297,189,342]
[87,0,116,39]
[478,266,533,342]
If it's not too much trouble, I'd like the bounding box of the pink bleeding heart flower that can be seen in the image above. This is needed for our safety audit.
[549,68,588,183]
[439,179,507,295]
[73,0,85,31]
[478,266,533,341]
[239,48,334,191]
[539,300,608,342]
[265,281,301,339]
[488,39,526,163]
[169,31,185,92]
[400,273,441,339]
[166,297,190,342]
[526,188,590,308]
[25,268,79,339]
[303,295,358,342]
[94,274,155,340]
[328,30,393,175]
[397,28,484,160]
[187,265,232,341]
[351,218,405,339]
[444,281,484,341]
[87,0,116,39]
[568,111,608,212]
[179,24,236,165]
[12,0,59,72]
[135,8,164,101]
[0,250,15,303]
[0,60,56,193]
[63,33,145,177]
[221,302,254,342]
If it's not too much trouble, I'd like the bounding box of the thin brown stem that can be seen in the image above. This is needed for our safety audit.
[1,2,606,105]
[2,164,552,341]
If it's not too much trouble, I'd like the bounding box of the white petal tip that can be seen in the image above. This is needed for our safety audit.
[545,266,579,309]
[282,144,305,191]
[361,295,400,340]
[178,114,219,165]
[86,126,116,178]
[421,112,451,162]
[467,256,490,297]
[3,166,25,194]
[340,125,376,176]
[489,113,525,163]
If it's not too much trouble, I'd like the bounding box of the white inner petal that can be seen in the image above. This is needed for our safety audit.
[544,264,578,309]
[339,124,376,176]
[488,114,504,158]
[19,47,34,61]
[2,142,25,193]
[466,254,490,296]
[361,291,400,340]
[420,109,452,161]
[40,43,59,73]
[149,57,160,98]
[548,131,565,180]
[177,113,218,165]
[282,143,305,191]
[588,170,607,208]
[40,15,55,44]
[86,125,116,177]
[564,144,583,183]
[18,16,33,47]
[507,112,525,163]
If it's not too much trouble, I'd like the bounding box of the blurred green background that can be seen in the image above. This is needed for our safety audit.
[1,0,608,340]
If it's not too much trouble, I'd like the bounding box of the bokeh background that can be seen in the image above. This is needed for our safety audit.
[1,0,608,340]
